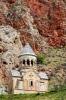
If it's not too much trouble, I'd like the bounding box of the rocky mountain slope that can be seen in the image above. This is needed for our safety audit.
[0,25,22,89]
[22,0,66,47]
[0,25,22,70]
[0,0,66,53]
[0,59,8,84]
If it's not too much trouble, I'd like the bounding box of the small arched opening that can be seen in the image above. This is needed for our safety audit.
[31,60,33,66]
[27,59,30,66]
[23,60,25,65]
[30,80,33,86]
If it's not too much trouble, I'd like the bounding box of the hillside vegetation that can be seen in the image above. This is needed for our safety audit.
[37,47,66,91]
[37,46,66,67]
[44,47,66,67]
[0,89,66,100]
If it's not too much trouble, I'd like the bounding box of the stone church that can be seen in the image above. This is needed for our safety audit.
[9,43,48,94]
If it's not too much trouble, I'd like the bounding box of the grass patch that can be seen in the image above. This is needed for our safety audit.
[0,89,66,100]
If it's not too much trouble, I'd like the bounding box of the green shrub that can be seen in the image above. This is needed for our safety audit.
[37,55,45,65]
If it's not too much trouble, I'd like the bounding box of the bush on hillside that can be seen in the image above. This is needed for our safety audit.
[37,55,45,65]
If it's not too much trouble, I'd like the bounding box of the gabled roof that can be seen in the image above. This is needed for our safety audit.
[19,43,36,56]
[22,70,48,80]
[11,70,48,79]
[11,70,21,77]
[38,72,48,79]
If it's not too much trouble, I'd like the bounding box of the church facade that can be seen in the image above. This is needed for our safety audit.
[9,43,48,94]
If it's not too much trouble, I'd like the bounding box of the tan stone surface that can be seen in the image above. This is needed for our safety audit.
[0,25,22,70]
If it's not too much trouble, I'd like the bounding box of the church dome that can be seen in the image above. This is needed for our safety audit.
[19,43,36,56]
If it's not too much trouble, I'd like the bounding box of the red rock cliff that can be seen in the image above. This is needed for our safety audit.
[0,0,66,52]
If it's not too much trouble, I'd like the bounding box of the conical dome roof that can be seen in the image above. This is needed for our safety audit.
[19,43,36,56]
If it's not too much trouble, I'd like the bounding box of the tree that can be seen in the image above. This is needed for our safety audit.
[37,55,44,65]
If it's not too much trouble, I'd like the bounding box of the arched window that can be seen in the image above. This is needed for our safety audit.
[31,60,33,66]
[23,60,25,65]
[30,80,33,86]
[27,59,30,66]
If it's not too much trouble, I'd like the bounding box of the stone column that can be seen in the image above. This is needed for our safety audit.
[30,60,31,67]
[25,60,27,66]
